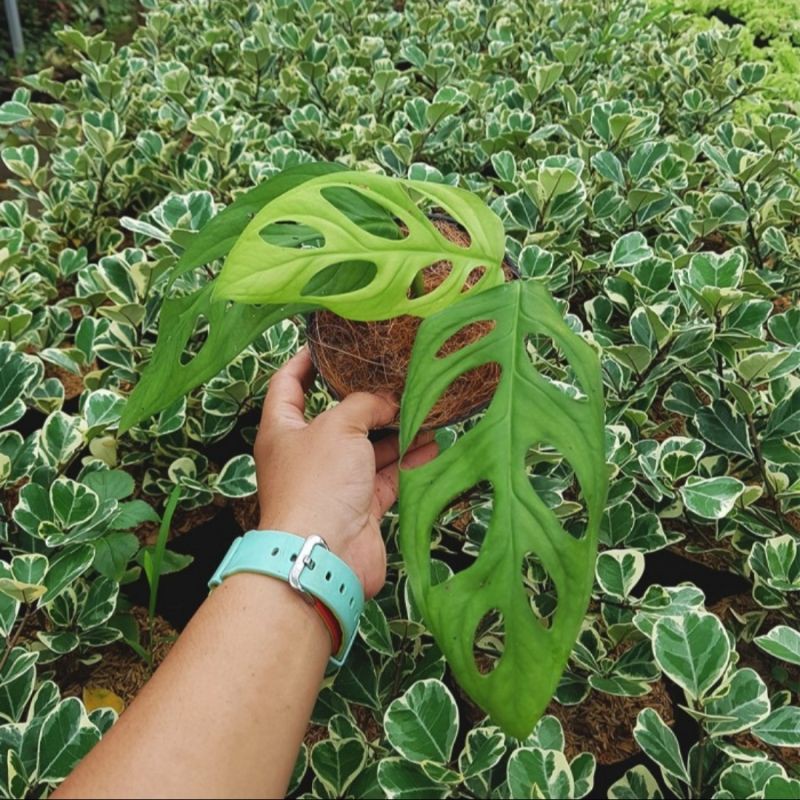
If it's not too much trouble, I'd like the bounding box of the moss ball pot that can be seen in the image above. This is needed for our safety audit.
[306,216,518,429]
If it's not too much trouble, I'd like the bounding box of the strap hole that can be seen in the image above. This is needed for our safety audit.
[325,571,332,581]
[271,547,279,556]
[339,584,345,593]
[290,553,298,562]
[349,598,354,607]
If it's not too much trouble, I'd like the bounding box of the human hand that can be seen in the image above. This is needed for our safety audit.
[254,347,438,598]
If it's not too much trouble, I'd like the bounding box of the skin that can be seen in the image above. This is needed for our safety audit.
[54,348,437,799]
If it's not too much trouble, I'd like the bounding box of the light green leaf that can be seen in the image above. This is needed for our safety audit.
[119,164,347,433]
[400,281,606,738]
[215,171,505,319]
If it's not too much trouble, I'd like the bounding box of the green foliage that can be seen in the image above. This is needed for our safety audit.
[400,281,606,737]
[653,0,800,110]
[0,0,799,796]
[215,171,505,317]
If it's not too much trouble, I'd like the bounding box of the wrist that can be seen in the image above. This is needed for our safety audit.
[211,530,365,668]
[216,572,331,657]
[258,517,357,579]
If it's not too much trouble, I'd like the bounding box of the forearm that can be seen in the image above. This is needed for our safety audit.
[54,573,329,799]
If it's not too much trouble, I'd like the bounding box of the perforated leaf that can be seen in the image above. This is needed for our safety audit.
[119,163,343,432]
[119,285,295,432]
[399,281,606,738]
[213,171,506,320]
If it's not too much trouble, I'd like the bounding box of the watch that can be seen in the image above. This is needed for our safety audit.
[209,530,364,670]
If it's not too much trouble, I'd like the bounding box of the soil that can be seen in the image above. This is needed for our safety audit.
[664,517,742,575]
[710,594,800,767]
[43,362,86,401]
[307,217,516,430]
[648,398,686,443]
[454,658,674,766]
[133,493,227,546]
[550,679,674,764]
[62,607,177,708]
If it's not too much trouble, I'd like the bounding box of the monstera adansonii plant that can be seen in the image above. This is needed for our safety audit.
[119,163,607,738]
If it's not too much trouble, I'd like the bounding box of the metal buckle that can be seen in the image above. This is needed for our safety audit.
[288,534,328,600]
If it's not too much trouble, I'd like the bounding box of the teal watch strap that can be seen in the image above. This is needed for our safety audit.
[209,530,364,670]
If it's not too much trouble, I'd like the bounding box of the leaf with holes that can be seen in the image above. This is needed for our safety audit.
[118,163,345,432]
[399,280,606,737]
[214,171,505,319]
[119,284,298,432]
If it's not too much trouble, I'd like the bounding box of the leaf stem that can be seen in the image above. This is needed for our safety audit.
[745,410,788,536]
[146,485,182,666]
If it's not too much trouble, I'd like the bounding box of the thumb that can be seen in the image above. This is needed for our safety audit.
[327,391,397,434]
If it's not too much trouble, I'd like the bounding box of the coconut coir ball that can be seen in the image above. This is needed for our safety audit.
[307,218,516,429]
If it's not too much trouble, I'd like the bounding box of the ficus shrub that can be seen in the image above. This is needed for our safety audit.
[0,0,798,797]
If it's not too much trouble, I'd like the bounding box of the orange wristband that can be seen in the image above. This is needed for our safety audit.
[312,597,343,656]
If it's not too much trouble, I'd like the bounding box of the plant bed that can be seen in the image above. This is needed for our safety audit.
[61,607,176,709]
[1,0,800,796]
[125,507,242,632]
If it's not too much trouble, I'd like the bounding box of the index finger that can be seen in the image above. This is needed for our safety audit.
[262,347,316,427]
